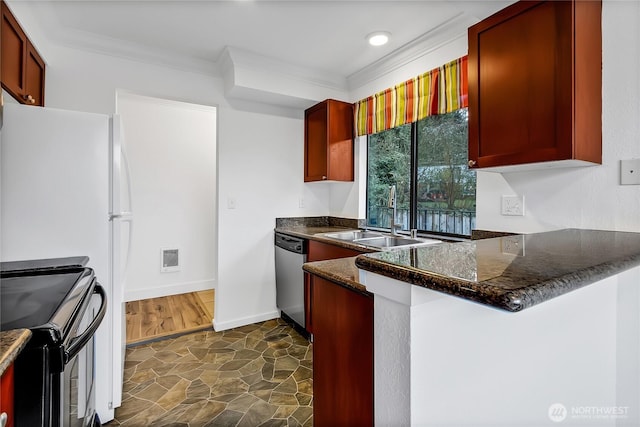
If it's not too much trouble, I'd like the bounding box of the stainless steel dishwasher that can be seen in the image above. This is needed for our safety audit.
[275,233,307,334]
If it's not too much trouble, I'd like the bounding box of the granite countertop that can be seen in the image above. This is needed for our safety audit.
[302,256,369,295]
[275,225,380,253]
[274,225,355,240]
[356,229,640,312]
[0,329,31,375]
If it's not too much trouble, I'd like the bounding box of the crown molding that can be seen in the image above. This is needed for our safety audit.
[11,0,495,113]
[346,12,480,91]
[55,28,220,76]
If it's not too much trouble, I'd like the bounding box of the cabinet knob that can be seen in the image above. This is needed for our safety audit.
[322,176,327,180]
[23,94,35,104]
[468,160,477,168]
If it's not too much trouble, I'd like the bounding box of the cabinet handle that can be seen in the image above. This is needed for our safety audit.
[468,160,477,168]
[23,94,35,104]
[0,412,7,427]
[322,176,327,180]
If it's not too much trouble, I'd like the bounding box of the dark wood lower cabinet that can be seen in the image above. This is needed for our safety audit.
[310,275,374,427]
[1,363,15,427]
[307,239,363,262]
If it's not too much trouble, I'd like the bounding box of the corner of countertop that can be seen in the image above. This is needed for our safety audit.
[0,328,32,375]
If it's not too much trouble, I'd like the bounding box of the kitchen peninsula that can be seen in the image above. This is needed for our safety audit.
[278,219,640,425]
[354,228,640,426]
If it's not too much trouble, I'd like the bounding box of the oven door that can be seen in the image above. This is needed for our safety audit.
[61,284,106,427]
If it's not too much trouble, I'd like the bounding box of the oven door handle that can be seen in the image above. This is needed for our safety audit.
[64,283,108,364]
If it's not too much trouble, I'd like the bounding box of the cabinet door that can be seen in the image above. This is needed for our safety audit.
[326,100,354,181]
[311,275,373,427]
[24,41,45,106]
[305,240,364,335]
[1,364,15,427]
[1,2,27,101]
[304,102,328,181]
[307,240,363,262]
[1,1,45,107]
[304,99,354,182]
[468,0,601,169]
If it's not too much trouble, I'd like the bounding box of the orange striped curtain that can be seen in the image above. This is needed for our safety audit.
[355,55,468,136]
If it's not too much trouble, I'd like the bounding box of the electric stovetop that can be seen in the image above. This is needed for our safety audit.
[0,256,93,339]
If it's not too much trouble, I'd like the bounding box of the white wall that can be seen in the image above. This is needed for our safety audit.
[362,267,639,426]
[5,16,332,330]
[116,92,217,301]
[215,109,329,330]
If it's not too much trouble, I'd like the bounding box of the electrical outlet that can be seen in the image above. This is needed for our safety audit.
[227,197,236,209]
[501,235,525,256]
[501,195,525,216]
[299,197,305,208]
[621,159,640,185]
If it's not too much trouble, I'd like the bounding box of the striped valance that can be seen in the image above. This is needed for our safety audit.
[355,55,468,136]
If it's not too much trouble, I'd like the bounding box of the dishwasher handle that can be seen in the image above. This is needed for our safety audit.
[275,233,307,254]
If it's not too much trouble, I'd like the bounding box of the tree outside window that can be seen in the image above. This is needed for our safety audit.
[367,108,476,237]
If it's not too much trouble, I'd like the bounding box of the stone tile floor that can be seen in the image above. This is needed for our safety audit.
[105,318,313,427]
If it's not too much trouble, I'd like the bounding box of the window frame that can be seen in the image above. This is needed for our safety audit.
[365,112,475,239]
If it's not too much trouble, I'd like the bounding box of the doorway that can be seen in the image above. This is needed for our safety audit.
[115,92,217,334]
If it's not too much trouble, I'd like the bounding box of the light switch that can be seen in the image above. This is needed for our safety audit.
[227,197,237,209]
[621,159,640,185]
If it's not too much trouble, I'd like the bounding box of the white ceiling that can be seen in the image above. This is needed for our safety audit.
[15,0,513,85]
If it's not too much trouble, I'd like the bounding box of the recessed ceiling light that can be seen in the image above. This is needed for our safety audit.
[367,31,391,47]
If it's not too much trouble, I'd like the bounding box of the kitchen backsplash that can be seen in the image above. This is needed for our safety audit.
[276,217,515,241]
[276,216,366,229]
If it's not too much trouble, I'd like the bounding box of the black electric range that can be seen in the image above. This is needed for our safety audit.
[0,257,106,427]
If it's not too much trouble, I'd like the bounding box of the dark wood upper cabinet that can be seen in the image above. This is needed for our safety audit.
[1,0,45,106]
[304,99,354,182]
[468,0,601,171]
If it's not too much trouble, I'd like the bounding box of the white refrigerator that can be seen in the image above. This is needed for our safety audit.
[0,102,131,423]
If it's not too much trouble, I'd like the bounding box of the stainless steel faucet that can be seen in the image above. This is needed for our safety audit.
[388,185,401,236]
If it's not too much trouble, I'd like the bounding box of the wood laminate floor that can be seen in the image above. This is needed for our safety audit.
[126,290,215,345]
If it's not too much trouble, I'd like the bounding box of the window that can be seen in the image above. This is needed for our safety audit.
[366,108,476,237]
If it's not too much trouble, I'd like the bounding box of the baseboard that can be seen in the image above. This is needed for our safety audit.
[124,279,216,302]
[212,309,280,332]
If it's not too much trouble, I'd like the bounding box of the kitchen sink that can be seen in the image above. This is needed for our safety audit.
[321,230,442,250]
[322,230,385,241]
[360,236,443,249]
[359,236,428,248]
